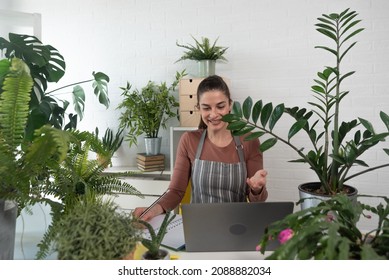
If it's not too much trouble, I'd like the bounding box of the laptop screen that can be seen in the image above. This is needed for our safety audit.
[181,201,294,252]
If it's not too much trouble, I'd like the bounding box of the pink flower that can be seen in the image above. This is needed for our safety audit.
[326,213,334,222]
[255,245,262,251]
[278,228,294,244]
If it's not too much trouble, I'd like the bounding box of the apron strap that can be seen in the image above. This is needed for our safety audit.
[195,130,245,163]
[233,136,245,163]
[195,130,207,160]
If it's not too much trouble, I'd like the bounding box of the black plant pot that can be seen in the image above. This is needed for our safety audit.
[298,182,358,210]
[142,249,170,260]
[0,199,18,260]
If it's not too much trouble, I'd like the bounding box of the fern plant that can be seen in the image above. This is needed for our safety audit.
[176,35,228,62]
[35,130,143,259]
[0,57,71,212]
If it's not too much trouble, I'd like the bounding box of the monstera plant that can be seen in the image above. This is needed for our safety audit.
[0,32,110,140]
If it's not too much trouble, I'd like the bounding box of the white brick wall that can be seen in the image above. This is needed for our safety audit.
[8,0,389,228]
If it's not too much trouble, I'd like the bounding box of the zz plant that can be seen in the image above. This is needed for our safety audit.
[222,8,389,195]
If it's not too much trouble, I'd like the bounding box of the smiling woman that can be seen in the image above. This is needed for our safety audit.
[133,75,269,222]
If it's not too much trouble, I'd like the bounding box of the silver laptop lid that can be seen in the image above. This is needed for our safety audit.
[181,201,294,252]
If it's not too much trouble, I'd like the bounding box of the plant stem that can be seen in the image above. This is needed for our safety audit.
[330,16,341,193]
[47,79,93,95]
[345,163,389,182]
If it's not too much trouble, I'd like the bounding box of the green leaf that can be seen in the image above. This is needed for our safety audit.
[269,104,284,131]
[259,138,277,152]
[226,121,247,131]
[315,46,337,56]
[232,101,242,117]
[92,71,110,108]
[316,28,337,41]
[72,85,85,120]
[288,119,307,140]
[252,100,262,124]
[242,96,253,120]
[358,118,375,134]
[222,113,241,122]
[0,59,10,77]
[232,126,255,136]
[245,131,265,141]
[384,148,389,156]
[260,103,273,128]
[380,111,389,131]
[311,85,325,94]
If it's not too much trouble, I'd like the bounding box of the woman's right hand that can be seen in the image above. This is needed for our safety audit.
[133,204,164,221]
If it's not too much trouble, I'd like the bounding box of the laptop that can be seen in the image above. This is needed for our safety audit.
[181,201,294,252]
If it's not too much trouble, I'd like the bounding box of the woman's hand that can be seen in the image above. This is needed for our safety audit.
[247,169,268,195]
[133,204,164,221]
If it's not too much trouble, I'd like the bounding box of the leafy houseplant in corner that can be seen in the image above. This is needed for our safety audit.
[138,211,176,260]
[54,195,140,260]
[256,194,389,260]
[222,8,389,209]
[0,33,110,140]
[118,70,186,155]
[0,58,72,259]
[176,35,228,77]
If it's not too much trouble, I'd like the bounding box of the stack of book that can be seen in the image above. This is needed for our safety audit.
[136,153,165,172]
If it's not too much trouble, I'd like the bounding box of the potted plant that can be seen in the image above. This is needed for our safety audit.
[35,129,143,259]
[222,8,389,208]
[0,33,116,260]
[117,70,186,155]
[0,32,110,139]
[137,211,176,260]
[90,127,124,168]
[256,194,389,260]
[176,35,228,77]
[0,57,72,259]
[54,195,140,260]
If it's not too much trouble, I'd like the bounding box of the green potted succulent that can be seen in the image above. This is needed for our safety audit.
[90,127,124,168]
[222,8,389,208]
[0,57,73,259]
[117,70,186,155]
[176,35,228,77]
[257,194,389,260]
[54,195,140,260]
[138,211,176,260]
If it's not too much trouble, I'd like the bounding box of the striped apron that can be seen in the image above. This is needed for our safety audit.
[190,130,247,203]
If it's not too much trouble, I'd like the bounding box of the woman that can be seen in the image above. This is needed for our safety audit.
[134,75,268,220]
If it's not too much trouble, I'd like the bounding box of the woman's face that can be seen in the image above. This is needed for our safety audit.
[198,90,232,132]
